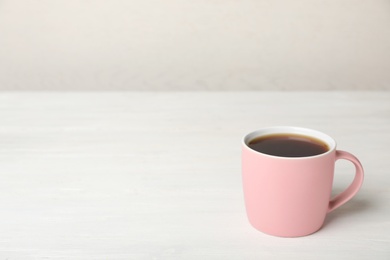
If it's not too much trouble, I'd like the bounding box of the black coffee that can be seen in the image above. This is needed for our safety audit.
[248,133,329,157]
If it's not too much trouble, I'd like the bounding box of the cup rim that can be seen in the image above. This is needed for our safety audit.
[242,126,336,159]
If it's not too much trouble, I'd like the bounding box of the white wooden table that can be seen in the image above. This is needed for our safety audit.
[0,92,389,259]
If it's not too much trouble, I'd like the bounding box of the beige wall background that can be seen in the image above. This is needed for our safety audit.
[0,0,389,91]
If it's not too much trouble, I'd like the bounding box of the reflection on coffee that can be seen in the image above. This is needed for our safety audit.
[248,133,329,157]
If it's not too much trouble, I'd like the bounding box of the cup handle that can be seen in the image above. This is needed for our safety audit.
[328,150,364,213]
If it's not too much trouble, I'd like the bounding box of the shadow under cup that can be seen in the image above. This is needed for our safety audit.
[241,126,364,237]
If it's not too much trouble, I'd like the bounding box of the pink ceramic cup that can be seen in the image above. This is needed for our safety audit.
[242,126,364,237]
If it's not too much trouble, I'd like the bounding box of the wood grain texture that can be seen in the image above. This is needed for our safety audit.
[0,92,389,259]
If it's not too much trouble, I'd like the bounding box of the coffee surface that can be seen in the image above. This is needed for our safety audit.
[248,133,329,157]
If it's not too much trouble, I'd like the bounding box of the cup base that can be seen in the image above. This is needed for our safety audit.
[248,220,324,238]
